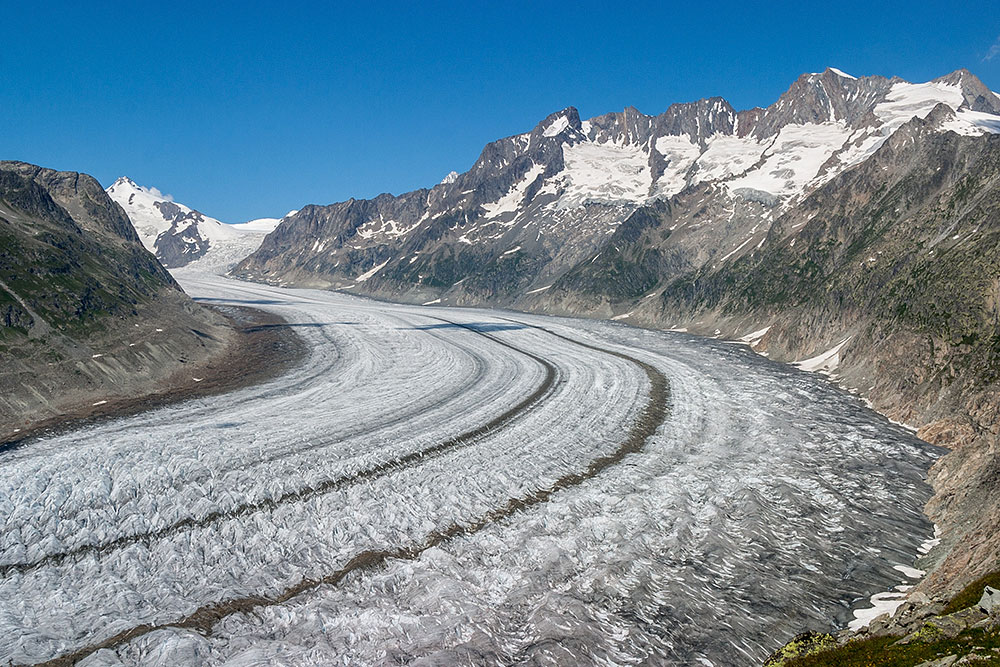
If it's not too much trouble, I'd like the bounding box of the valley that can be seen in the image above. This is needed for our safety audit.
[1,271,941,666]
[3,58,1000,665]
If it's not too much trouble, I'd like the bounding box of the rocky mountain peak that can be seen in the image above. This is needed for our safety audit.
[234,67,1000,308]
[932,68,1000,114]
[533,107,583,140]
[2,162,140,243]
[750,69,893,138]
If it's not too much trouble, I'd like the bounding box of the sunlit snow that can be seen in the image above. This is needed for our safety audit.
[557,141,652,208]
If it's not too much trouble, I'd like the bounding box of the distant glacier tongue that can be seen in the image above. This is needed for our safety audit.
[0,273,940,666]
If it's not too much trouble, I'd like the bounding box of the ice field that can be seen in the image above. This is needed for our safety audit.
[1,272,942,666]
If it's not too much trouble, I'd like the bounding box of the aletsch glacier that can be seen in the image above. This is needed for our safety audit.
[1,269,941,666]
[6,65,995,666]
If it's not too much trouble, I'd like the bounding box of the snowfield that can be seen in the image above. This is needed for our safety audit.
[1,272,941,666]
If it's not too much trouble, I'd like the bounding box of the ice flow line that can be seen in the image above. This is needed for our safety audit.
[33,321,669,667]
[1,317,558,580]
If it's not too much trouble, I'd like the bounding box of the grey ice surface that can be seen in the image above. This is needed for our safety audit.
[1,272,941,666]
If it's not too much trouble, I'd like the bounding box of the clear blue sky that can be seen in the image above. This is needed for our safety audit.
[2,1,999,221]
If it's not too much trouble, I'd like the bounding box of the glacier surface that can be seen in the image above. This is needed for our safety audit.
[0,271,941,666]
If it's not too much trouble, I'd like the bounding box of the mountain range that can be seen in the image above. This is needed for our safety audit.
[229,68,999,308]
[225,68,1000,603]
[83,67,1000,603]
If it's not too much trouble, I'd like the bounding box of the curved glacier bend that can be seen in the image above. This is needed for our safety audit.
[0,274,941,666]
[0,316,560,579]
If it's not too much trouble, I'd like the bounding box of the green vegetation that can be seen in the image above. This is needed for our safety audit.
[556,245,661,301]
[764,633,838,665]
[462,249,546,297]
[774,571,1000,667]
[394,247,484,289]
[0,190,169,339]
[780,628,1000,666]
[943,570,1000,615]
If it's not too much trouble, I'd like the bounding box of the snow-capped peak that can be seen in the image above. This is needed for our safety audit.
[827,67,856,80]
[107,177,279,272]
[110,176,137,188]
[440,171,460,185]
[230,211,296,233]
[107,176,173,203]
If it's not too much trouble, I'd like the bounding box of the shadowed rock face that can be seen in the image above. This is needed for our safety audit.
[3,162,150,243]
[0,161,231,438]
[0,161,179,335]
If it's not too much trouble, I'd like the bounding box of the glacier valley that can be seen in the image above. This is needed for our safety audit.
[0,270,942,666]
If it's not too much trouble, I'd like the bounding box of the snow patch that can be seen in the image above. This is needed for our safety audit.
[230,216,286,233]
[940,109,1000,136]
[738,326,771,345]
[482,163,546,220]
[794,337,851,373]
[874,81,965,136]
[893,565,926,579]
[848,591,908,631]
[828,67,856,80]
[918,530,941,555]
[653,134,701,197]
[557,141,652,208]
[726,122,852,198]
[718,236,754,262]
[697,134,767,183]
[354,259,390,283]
[542,115,571,137]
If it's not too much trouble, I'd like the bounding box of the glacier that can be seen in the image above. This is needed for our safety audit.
[0,270,942,666]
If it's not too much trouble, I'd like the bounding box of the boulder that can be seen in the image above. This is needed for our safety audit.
[896,607,987,645]
[977,585,999,614]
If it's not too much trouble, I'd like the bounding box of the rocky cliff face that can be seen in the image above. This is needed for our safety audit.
[0,162,233,440]
[232,68,1000,600]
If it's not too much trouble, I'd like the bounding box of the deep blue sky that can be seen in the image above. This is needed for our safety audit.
[3,1,999,221]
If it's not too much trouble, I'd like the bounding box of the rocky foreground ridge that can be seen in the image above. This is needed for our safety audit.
[0,161,235,442]
[231,69,1000,633]
[768,578,1000,665]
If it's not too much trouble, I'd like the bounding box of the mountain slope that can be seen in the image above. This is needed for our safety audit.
[107,177,287,271]
[651,112,1000,597]
[0,161,234,440]
[233,68,1000,307]
[231,68,1000,599]
[536,105,1000,599]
